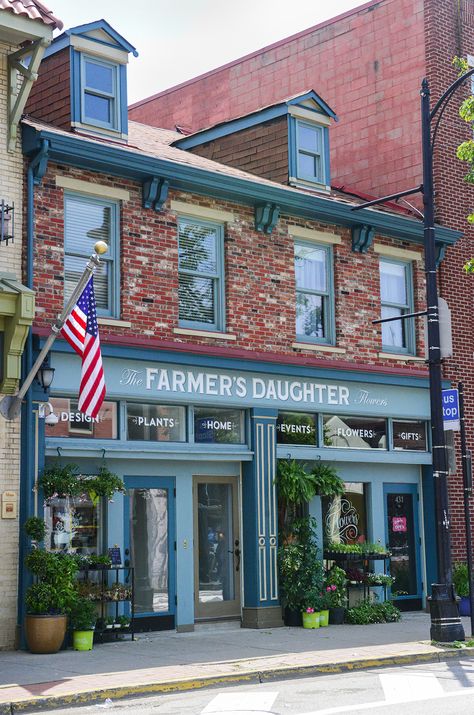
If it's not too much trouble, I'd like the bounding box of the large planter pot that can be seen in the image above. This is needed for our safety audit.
[329,607,346,625]
[302,611,320,629]
[284,606,302,627]
[319,609,329,627]
[459,596,471,617]
[25,614,67,654]
[73,630,94,651]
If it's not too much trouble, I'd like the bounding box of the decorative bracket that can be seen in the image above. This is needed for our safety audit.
[352,224,375,253]
[31,139,50,186]
[255,203,280,234]
[435,243,447,266]
[8,38,50,152]
[143,176,169,211]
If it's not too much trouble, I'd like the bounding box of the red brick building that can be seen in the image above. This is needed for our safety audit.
[129,0,474,562]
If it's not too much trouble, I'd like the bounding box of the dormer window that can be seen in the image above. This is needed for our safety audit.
[81,55,120,131]
[295,120,326,184]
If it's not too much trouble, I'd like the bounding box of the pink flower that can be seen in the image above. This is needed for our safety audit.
[331,585,337,591]
[326,586,331,592]
[306,607,314,613]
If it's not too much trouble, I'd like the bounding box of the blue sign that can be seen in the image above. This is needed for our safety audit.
[442,388,460,430]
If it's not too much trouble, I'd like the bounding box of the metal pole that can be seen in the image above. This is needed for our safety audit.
[422,78,464,641]
[458,382,474,636]
[0,241,107,421]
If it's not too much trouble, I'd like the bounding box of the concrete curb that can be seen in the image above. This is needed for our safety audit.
[3,647,474,713]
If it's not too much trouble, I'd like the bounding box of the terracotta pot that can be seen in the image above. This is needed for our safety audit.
[25,614,67,654]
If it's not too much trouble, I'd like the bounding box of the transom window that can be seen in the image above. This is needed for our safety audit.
[296,120,325,184]
[379,258,414,353]
[81,55,119,130]
[295,241,333,343]
[64,194,119,317]
[178,218,224,331]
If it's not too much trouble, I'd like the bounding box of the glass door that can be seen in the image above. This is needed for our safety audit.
[193,477,241,620]
[124,477,176,630]
[384,483,422,610]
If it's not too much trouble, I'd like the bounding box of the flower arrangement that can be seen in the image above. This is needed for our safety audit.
[325,541,391,557]
[365,573,395,587]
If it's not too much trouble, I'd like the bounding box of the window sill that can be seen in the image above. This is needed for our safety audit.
[98,318,132,328]
[378,352,425,362]
[292,342,346,354]
[174,327,237,340]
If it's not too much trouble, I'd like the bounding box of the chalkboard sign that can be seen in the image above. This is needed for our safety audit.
[108,546,122,565]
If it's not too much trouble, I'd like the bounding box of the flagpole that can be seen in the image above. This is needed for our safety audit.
[0,241,108,421]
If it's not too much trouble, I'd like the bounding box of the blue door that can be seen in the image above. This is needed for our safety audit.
[124,477,176,630]
[384,483,423,610]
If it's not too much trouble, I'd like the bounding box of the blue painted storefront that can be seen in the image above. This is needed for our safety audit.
[38,343,436,628]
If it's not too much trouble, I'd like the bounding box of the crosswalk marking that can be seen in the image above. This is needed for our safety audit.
[379,671,443,702]
[201,691,278,714]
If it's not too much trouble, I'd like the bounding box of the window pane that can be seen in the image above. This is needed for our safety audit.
[323,414,387,449]
[322,483,368,546]
[380,261,407,304]
[276,411,317,445]
[381,305,405,348]
[85,60,114,94]
[64,254,109,310]
[126,404,186,442]
[65,199,111,254]
[44,495,101,555]
[296,291,324,338]
[194,408,244,444]
[295,244,327,291]
[179,222,217,274]
[298,152,320,179]
[84,92,111,123]
[392,420,427,451]
[298,123,321,153]
[45,398,117,439]
[179,274,215,324]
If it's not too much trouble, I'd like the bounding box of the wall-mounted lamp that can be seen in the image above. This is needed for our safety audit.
[38,402,58,425]
[0,201,14,245]
[36,362,55,389]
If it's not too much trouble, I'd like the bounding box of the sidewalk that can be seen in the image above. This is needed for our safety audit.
[0,612,473,713]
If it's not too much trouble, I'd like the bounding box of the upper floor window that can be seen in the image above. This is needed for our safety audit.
[295,241,334,344]
[64,193,119,317]
[81,55,120,131]
[296,120,325,184]
[178,218,225,331]
[379,258,414,353]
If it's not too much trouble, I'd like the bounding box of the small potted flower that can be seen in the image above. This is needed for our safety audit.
[325,566,348,625]
[301,589,322,629]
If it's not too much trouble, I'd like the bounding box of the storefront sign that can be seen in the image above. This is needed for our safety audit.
[46,398,117,439]
[323,415,387,449]
[392,516,407,533]
[276,412,317,445]
[127,404,186,442]
[442,388,460,431]
[194,408,244,444]
[323,483,368,545]
[392,420,427,451]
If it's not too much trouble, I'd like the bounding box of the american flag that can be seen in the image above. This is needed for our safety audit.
[61,277,106,418]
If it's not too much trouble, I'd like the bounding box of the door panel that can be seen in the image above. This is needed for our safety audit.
[194,477,241,620]
[124,477,176,629]
[384,483,422,610]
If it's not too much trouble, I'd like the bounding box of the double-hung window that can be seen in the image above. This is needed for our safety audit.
[295,120,325,184]
[379,258,414,353]
[294,241,334,343]
[81,55,120,131]
[178,218,225,331]
[64,194,119,317]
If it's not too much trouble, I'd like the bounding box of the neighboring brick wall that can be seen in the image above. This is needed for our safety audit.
[25,48,71,130]
[129,0,426,203]
[32,163,428,374]
[189,117,289,184]
[0,40,26,650]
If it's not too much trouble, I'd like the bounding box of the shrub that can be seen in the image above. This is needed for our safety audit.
[24,516,46,542]
[345,598,401,625]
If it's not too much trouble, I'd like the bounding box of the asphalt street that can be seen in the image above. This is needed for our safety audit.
[41,659,474,714]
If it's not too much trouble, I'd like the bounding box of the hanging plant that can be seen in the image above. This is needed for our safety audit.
[39,463,83,500]
[311,463,345,497]
[275,459,317,532]
[86,466,125,505]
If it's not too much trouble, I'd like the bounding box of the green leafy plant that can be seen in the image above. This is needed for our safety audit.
[311,464,345,497]
[345,598,401,625]
[325,541,390,557]
[24,516,46,542]
[366,573,395,587]
[275,459,316,529]
[69,597,97,631]
[116,615,131,628]
[25,550,78,615]
[86,554,112,569]
[39,463,83,500]
[278,516,324,612]
[453,562,470,597]
[86,466,125,505]
[324,565,348,607]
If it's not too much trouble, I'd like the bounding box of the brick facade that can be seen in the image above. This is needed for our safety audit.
[25,48,71,130]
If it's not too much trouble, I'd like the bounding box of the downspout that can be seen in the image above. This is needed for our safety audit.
[17,140,50,645]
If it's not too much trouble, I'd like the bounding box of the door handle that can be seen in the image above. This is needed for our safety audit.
[234,547,241,572]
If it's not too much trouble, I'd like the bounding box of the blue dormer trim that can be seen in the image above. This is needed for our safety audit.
[44,19,138,59]
[175,90,337,150]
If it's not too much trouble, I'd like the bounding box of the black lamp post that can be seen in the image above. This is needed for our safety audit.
[353,69,474,641]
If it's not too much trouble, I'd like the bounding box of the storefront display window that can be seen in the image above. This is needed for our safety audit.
[44,495,102,555]
[46,397,118,439]
[323,415,386,449]
[127,404,186,442]
[276,411,317,445]
[194,407,245,444]
[392,420,427,451]
[322,482,368,546]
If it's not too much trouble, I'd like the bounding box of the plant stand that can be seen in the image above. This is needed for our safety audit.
[76,565,135,643]
[324,551,391,604]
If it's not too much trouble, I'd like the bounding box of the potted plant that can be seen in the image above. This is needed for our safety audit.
[116,614,131,629]
[24,516,46,544]
[275,459,317,531]
[69,597,97,651]
[325,565,348,624]
[301,591,322,629]
[453,562,471,616]
[311,464,345,497]
[38,463,82,500]
[105,616,114,630]
[24,545,78,654]
[87,554,112,570]
[86,466,125,506]
[318,589,331,627]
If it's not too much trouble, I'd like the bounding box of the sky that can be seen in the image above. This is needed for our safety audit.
[47,0,366,104]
